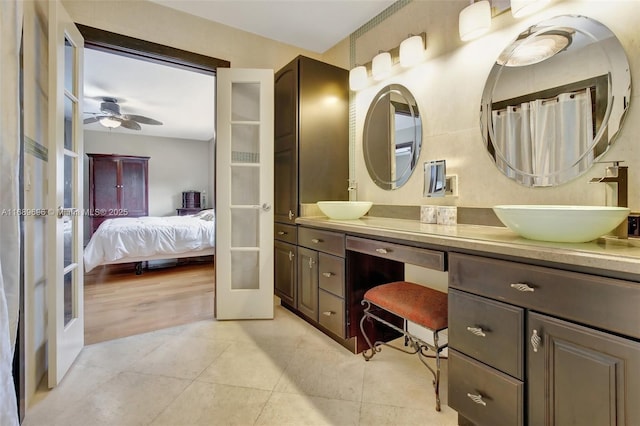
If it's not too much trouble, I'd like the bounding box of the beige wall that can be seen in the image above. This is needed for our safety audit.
[350,0,640,211]
[62,0,341,71]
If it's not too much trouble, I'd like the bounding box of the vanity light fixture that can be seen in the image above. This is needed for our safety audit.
[372,51,392,81]
[399,34,426,68]
[459,0,491,41]
[510,0,550,18]
[349,32,427,91]
[349,65,368,91]
[99,117,121,129]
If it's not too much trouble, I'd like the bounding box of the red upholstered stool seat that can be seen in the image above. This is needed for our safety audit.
[360,281,449,411]
[363,281,448,331]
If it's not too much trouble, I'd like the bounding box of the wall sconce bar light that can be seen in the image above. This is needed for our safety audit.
[349,32,426,91]
[459,0,491,41]
[511,0,551,18]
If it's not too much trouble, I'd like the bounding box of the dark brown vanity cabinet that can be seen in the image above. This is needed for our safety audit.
[274,55,349,224]
[274,55,348,322]
[448,252,640,426]
[296,227,346,337]
[274,223,297,306]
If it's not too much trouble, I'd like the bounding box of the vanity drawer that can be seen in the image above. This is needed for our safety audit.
[449,289,524,379]
[298,227,345,257]
[319,289,345,338]
[274,223,297,244]
[318,253,344,297]
[449,252,640,339]
[449,349,524,426]
[346,236,445,271]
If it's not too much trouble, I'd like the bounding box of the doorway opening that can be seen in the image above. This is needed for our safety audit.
[78,25,228,344]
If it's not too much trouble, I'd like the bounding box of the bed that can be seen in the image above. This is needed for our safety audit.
[83,209,215,274]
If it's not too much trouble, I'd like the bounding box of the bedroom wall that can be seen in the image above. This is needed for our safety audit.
[84,130,212,217]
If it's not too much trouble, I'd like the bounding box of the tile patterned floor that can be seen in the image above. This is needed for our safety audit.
[24,305,458,426]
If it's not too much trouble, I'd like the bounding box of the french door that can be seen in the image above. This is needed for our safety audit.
[215,68,274,319]
[47,0,85,386]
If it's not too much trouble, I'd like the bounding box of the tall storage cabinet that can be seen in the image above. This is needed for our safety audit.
[87,154,149,235]
[273,55,349,308]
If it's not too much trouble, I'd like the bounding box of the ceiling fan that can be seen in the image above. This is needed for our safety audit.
[83,97,163,130]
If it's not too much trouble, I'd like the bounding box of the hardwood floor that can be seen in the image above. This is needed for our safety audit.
[84,260,215,345]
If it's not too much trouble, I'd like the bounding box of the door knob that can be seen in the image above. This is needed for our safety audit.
[262,203,271,211]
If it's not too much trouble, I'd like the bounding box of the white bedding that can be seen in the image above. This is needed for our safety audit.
[84,213,215,272]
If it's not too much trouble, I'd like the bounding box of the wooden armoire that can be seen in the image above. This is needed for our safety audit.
[87,154,149,235]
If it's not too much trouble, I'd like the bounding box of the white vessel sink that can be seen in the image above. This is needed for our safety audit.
[493,205,630,243]
[317,201,373,220]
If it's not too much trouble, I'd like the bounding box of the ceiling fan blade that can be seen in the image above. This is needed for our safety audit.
[83,116,103,124]
[119,119,142,131]
[123,114,163,125]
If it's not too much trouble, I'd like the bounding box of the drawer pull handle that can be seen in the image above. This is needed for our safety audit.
[375,248,389,254]
[466,326,486,337]
[322,272,334,278]
[531,329,541,353]
[311,238,322,244]
[467,393,487,406]
[510,283,535,292]
[288,251,295,261]
[308,258,316,268]
[322,311,335,317]
[277,231,287,236]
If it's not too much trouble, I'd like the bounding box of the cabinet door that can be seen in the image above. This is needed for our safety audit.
[297,247,318,321]
[275,241,296,306]
[274,61,298,224]
[120,158,148,216]
[90,157,118,210]
[528,312,640,426]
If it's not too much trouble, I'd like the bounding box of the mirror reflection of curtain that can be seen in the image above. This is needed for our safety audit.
[492,88,593,186]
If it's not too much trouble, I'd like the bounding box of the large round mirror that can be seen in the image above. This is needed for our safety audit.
[364,84,422,190]
[481,15,631,187]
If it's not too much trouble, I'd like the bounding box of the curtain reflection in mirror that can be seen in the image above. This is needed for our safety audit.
[492,88,594,186]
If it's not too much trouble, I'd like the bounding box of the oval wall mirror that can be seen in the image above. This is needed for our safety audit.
[363,84,422,190]
[481,15,631,187]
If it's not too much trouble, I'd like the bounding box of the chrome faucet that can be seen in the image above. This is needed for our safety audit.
[590,161,628,238]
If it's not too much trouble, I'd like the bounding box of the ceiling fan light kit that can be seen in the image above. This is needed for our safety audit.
[99,117,121,128]
[84,97,163,131]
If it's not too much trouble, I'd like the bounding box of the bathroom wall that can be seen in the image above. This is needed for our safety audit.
[62,0,334,72]
[346,0,640,211]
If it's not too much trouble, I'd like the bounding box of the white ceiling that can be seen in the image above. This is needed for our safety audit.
[149,0,395,53]
[84,48,216,141]
[83,0,395,141]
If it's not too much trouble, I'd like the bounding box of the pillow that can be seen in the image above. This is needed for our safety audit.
[195,209,215,221]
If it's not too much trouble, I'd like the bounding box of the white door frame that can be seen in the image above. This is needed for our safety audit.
[47,0,85,387]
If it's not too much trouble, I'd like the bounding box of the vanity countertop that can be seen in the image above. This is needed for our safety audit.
[296,216,640,277]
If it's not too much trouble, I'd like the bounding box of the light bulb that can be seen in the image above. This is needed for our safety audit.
[349,66,368,91]
[459,0,491,42]
[99,117,121,128]
[399,35,425,68]
[372,52,392,81]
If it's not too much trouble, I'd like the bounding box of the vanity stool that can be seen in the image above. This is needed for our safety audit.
[360,281,448,411]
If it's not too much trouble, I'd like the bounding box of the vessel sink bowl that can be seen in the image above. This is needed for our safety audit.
[493,205,630,243]
[317,201,373,220]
